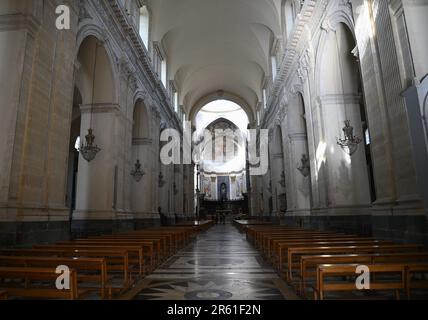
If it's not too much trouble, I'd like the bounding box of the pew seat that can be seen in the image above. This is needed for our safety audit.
[0,267,85,300]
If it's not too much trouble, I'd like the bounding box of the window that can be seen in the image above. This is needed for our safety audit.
[365,128,371,145]
[284,0,295,40]
[139,5,150,49]
[263,89,267,109]
[183,116,187,130]
[74,136,81,151]
[271,55,277,80]
[174,91,179,113]
[161,59,167,86]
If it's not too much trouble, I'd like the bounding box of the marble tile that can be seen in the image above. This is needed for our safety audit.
[128,224,299,300]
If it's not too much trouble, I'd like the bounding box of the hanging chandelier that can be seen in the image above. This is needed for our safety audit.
[297,154,310,177]
[80,41,101,162]
[131,160,145,182]
[79,128,101,162]
[337,120,362,156]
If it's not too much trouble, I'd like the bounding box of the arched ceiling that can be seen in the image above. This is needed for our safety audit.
[148,0,282,118]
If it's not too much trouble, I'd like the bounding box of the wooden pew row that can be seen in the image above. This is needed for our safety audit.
[0,256,109,299]
[0,267,81,300]
[262,233,359,258]
[299,252,428,297]
[33,245,143,279]
[245,226,301,244]
[93,234,168,261]
[315,263,428,300]
[315,263,406,300]
[244,223,428,300]
[0,248,131,293]
[58,239,157,272]
[257,231,336,254]
[275,239,395,272]
[286,244,424,282]
[253,228,321,248]
[0,223,212,300]
[268,236,379,264]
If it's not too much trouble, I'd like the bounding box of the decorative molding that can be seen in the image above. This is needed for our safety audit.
[132,138,153,145]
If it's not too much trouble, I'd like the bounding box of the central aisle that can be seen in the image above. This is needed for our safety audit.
[129,224,297,300]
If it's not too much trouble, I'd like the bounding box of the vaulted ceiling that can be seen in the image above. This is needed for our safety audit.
[148,0,283,119]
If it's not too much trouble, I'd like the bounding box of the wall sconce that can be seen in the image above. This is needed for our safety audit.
[131,160,145,182]
[297,154,310,177]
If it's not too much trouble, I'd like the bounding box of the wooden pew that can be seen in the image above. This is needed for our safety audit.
[276,240,394,274]
[88,236,163,265]
[267,234,366,260]
[315,263,406,300]
[406,263,428,299]
[71,238,157,269]
[0,267,81,300]
[259,231,341,253]
[0,248,131,290]
[271,237,382,266]
[299,252,428,297]
[287,244,424,281]
[0,290,7,300]
[33,244,144,278]
[0,256,109,299]
[58,239,157,272]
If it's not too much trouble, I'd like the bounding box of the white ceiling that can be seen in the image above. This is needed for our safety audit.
[148,0,282,119]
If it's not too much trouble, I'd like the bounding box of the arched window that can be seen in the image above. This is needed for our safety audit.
[74,136,81,151]
[263,88,267,109]
[282,0,295,41]
[161,59,167,86]
[271,55,277,80]
[139,5,150,49]
[174,91,179,113]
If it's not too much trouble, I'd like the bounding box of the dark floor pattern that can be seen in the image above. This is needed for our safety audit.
[130,224,298,300]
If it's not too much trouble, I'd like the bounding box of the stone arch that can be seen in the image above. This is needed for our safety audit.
[132,93,153,140]
[315,9,356,97]
[75,35,117,105]
[76,25,118,104]
[189,91,255,125]
[130,98,154,215]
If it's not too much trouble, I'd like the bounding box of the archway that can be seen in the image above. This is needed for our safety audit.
[194,100,249,219]
[131,99,153,217]
[71,35,118,232]
[189,92,255,126]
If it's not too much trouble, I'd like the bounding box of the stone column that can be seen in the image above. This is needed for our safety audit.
[286,93,312,214]
[0,1,78,245]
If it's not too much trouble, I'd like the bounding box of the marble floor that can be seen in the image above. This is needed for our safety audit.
[125,224,299,300]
